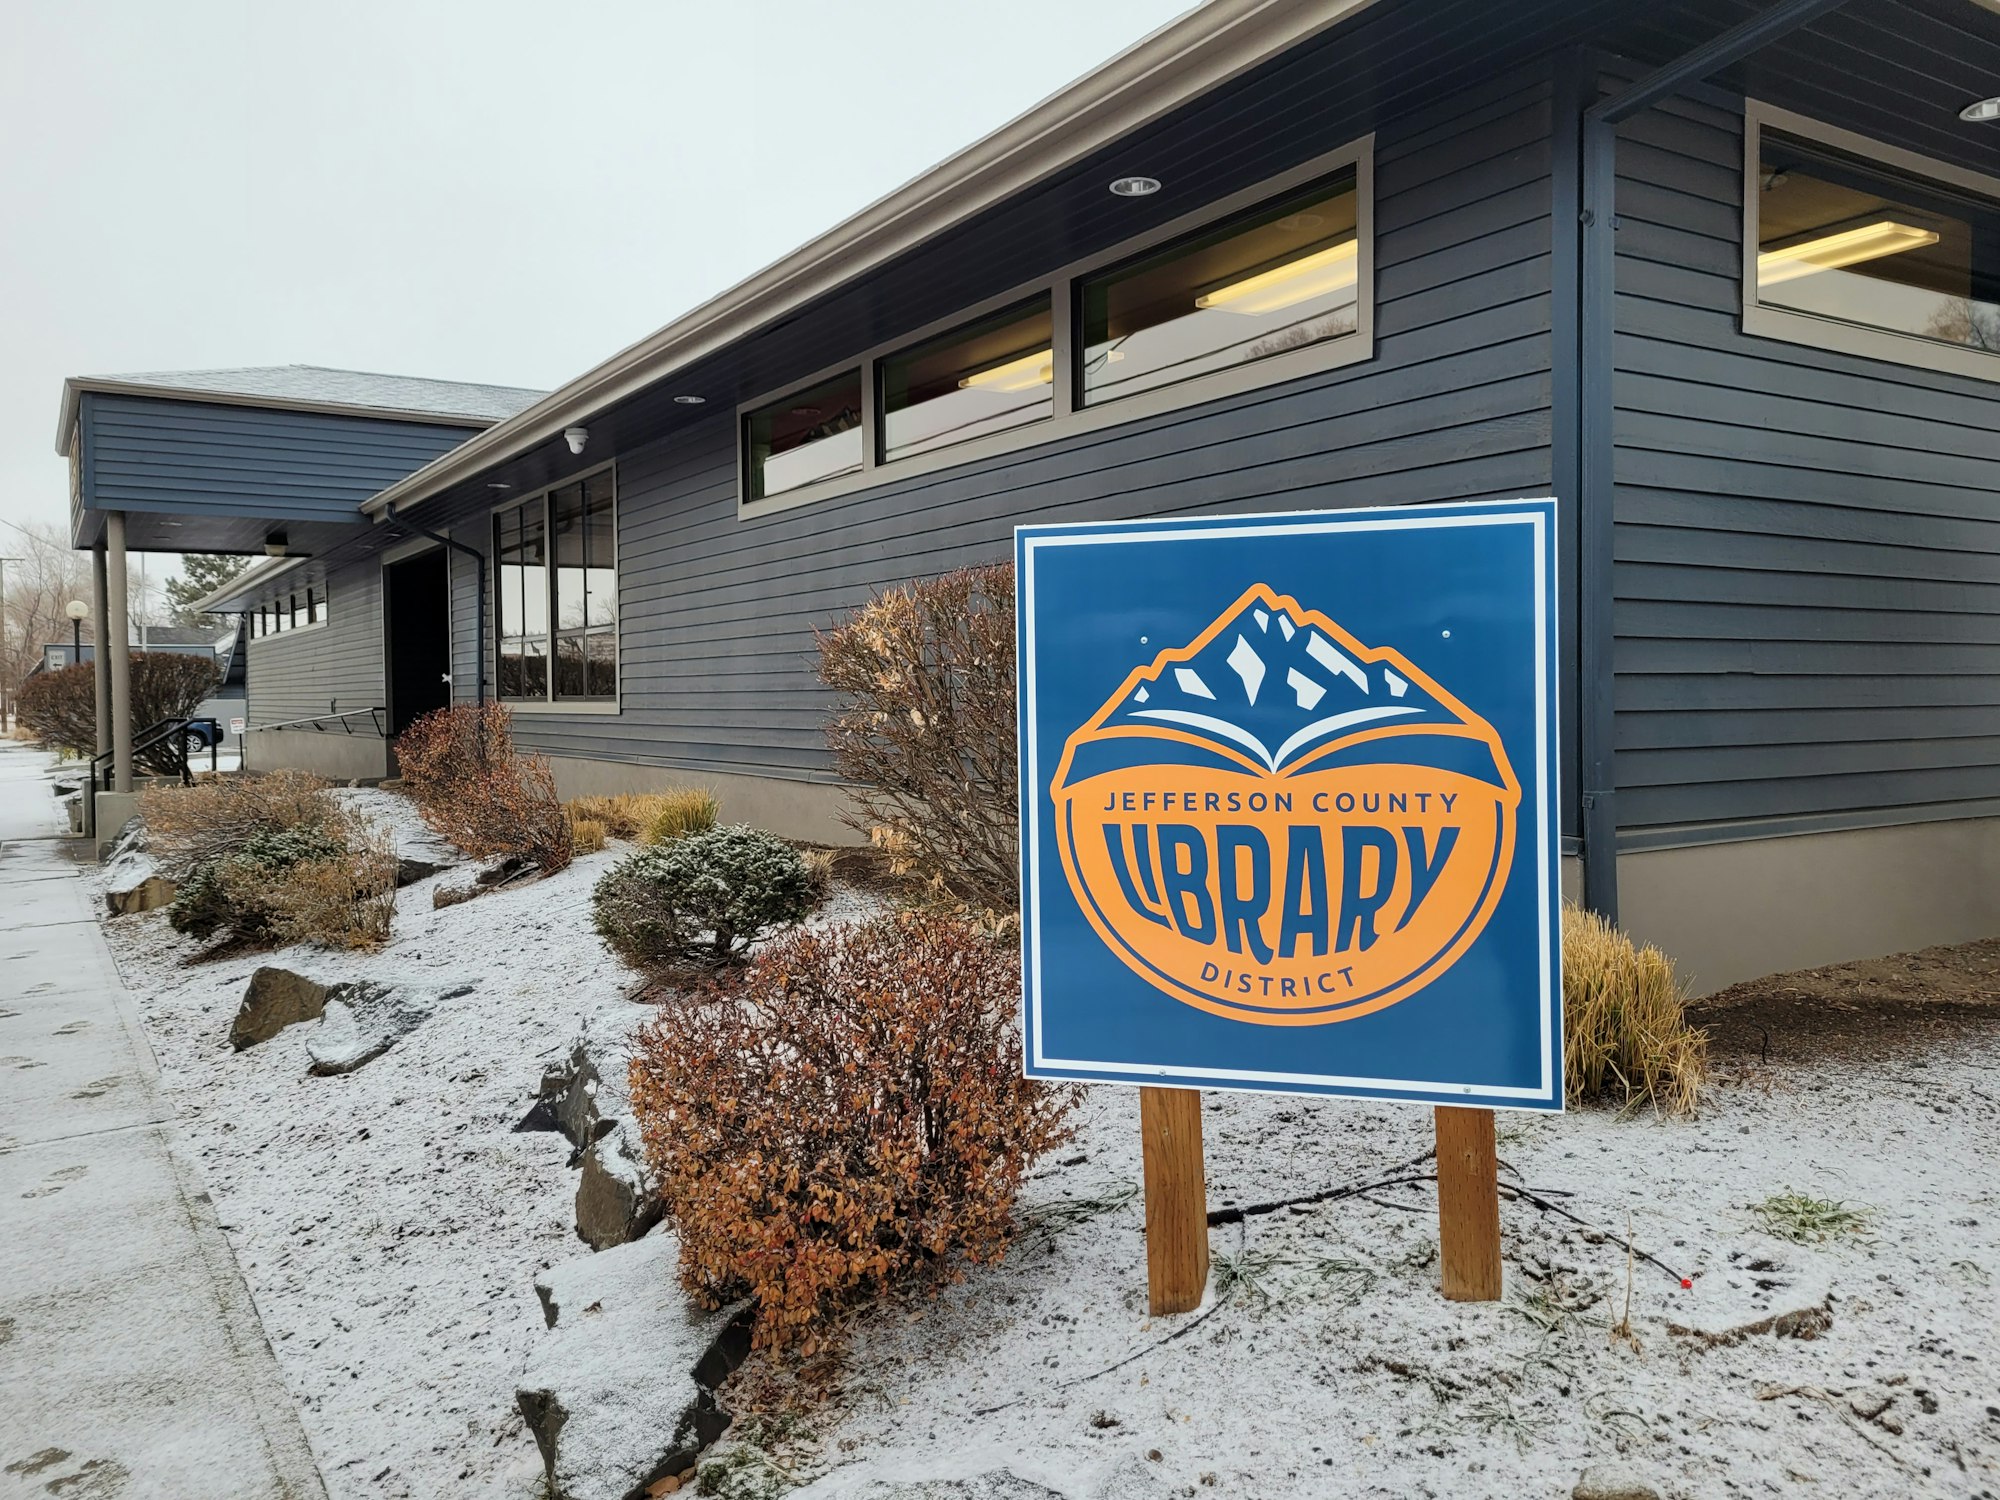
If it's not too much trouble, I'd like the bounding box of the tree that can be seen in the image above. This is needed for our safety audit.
[2,522,91,703]
[164,555,251,628]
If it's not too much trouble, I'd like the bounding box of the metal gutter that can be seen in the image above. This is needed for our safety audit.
[358,0,1385,520]
[1574,0,1850,922]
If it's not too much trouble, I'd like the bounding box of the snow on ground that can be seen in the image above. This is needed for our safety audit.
[89,782,2000,1500]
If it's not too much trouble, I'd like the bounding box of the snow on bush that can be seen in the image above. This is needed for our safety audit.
[816,563,1017,910]
[394,702,572,874]
[590,825,811,969]
[628,911,1082,1351]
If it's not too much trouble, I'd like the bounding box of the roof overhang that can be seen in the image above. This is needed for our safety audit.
[363,0,1383,519]
[55,376,502,456]
[191,553,315,614]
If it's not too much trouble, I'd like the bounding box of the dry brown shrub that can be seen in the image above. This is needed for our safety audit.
[394,703,572,874]
[19,653,223,772]
[628,911,1080,1352]
[817,563,1016,909]
[261,823,398,949]
[569,815,608,854]
[1563,904,1708,1116]
[565,793,663,840]
[799,847,837,905]
[143,769,340,879]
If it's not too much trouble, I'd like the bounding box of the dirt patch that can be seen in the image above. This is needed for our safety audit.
[1689,935,2000,1065]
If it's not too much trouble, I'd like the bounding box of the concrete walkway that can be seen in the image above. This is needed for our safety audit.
[0,744,326,1500]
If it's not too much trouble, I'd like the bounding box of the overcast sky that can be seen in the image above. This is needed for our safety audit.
[0,0,1192,556]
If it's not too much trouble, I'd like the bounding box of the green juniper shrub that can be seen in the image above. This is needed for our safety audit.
[592,824,813,969]
[169,824,346,942]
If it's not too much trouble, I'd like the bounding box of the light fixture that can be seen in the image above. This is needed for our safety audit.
[1195,239,1359,315]
[487,481,512,491]
[1757,220,1940,286]
[1961,96,2000,123]
[564,426,589,455]
[673,394,707,405]
[65,599,88,622]
[264,531,290,557]
[958,350,1055,393]
[1109,175,1161,197]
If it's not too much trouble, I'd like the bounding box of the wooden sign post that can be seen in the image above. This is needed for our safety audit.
[1433,1105,1502,1301]
[1140,1086,1208,1314]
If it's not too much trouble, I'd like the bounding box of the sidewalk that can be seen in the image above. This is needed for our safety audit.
[0,744,326,1500]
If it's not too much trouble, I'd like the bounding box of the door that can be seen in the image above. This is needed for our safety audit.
[384,549,453,741]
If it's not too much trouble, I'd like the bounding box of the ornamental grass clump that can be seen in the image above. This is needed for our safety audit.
[591,825,812,969]
[817,563,1017,909]
[394,702,571,875]
[627,912,1082,1351]
[640,787,719,845]
[1563,905,1708,1117]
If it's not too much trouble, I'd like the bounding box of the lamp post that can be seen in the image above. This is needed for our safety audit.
[65,598,88,665]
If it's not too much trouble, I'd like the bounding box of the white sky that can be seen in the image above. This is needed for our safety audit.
[0,0,1194,554]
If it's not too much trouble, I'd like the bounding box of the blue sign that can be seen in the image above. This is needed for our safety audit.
[1016,499,1561,1111]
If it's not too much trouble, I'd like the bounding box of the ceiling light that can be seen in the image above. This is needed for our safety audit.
[264,531,290,557]
[1109,175,1161,197]
[673,394,707,405]
[487,481,512,491]
[1195,239,1359,315]
[1757,220,1940,286]
[1962,96,2000,122]
[958,350,1054,393]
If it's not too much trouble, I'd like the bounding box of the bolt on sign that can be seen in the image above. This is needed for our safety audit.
[1015,500,1561,1310]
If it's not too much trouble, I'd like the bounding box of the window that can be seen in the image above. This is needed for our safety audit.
[1745,104,2000,379]
[495,467,618,705]
[306,587,318,626]
[735,137,1373,513]
[878,297,1054,462]
[1078,169,1360,407]
[744,370,863,500]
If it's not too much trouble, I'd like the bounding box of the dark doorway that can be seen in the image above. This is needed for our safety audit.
[385,549,453,742]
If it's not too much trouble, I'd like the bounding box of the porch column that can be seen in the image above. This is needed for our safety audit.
[104,512,133,793]
[90,541,111,756]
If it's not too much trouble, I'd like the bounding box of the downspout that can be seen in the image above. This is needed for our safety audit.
[1573,0,1848,922]
[385,514,487,711]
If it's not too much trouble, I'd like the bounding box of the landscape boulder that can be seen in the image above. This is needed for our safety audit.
[230,967,329,1050]
[394,855,455,888]
[522,1019,633,1153]
[104,846,175,917]
[1573,1465,1663,1500]
[305,980,476,1076]
[574,1121,662,1250]
[518,1232,749,1500]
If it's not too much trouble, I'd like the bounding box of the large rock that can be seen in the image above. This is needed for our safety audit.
[575,1121,662,1251]
[521,1020,633,1153]
[304,980,476,1076]
[1573,1465,1663,1500]
[230,967,329,1050]
[518,1232,749,1500]
[105,851,174,916]
[395,855,455,888]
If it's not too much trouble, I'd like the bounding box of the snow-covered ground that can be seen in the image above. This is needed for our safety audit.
[88,784,2000,1500]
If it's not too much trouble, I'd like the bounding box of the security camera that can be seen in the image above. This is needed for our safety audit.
[564,426,589,455]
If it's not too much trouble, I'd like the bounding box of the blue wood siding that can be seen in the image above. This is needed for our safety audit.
[81,393,480,523]
[1609,76,2000,839]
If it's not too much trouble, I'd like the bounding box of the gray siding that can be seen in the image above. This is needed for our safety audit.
[487,65,1559,787]
[244,560,385,730]
[1609,82,2000,838]
[82,392,481,523]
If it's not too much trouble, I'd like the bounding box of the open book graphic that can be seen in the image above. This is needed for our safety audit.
[1100,591,1462,774]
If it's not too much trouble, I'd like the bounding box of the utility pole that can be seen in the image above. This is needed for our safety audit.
[0,555,21,731]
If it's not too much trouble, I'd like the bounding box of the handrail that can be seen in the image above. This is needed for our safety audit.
[84,715,221,840]
[245,706,388,737]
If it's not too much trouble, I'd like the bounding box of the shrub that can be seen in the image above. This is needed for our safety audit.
[168,824,347,941]
[569,815,608,855]
[261,823,398,949]
[817,563,1016,909]
[628,912,1081,1351]
[18,653,223,774]
[592,825,811,969]
[642,787,719,845]
[799,847,837,906]
[1563,905,1708,1117]
[394,702,572,875]
[564,794,670,840]
[143,769,340,880]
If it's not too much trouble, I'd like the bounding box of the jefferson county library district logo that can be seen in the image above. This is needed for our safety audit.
[1016,500,1561,1110]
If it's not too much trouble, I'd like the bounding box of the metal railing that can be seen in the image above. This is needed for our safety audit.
[84,715,221,840]
[245,706,388,737]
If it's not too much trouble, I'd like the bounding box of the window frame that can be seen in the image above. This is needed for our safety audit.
[246,578,329,639]
[1741,100,2000,383]
[489,461,622,715]
[737,133,1375,518]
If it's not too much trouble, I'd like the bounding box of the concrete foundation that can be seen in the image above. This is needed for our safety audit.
[241,728,391,783]
[1615,815,2000,996]
[542,755,860,846]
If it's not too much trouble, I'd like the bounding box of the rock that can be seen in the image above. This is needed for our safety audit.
[477,856,531,888]
[104,817,147,864]
[104,849,174,916]
[395,855,455,888]
[231,967,329,1050]
[575,1121,662,1251]
[305,980,476,1075]
[1573,1465,1662,1500]
[521,1022,632,1152]
[518,1233,749,1500]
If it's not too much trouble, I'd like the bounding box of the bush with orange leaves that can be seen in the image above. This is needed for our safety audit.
[628,911,1081,1352]
[393,702,572,874]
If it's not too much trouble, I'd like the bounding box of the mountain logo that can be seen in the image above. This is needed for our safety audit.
[1049,582,1521,1027]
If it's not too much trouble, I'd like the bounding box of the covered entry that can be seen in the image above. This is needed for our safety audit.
[384,548,453,740]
